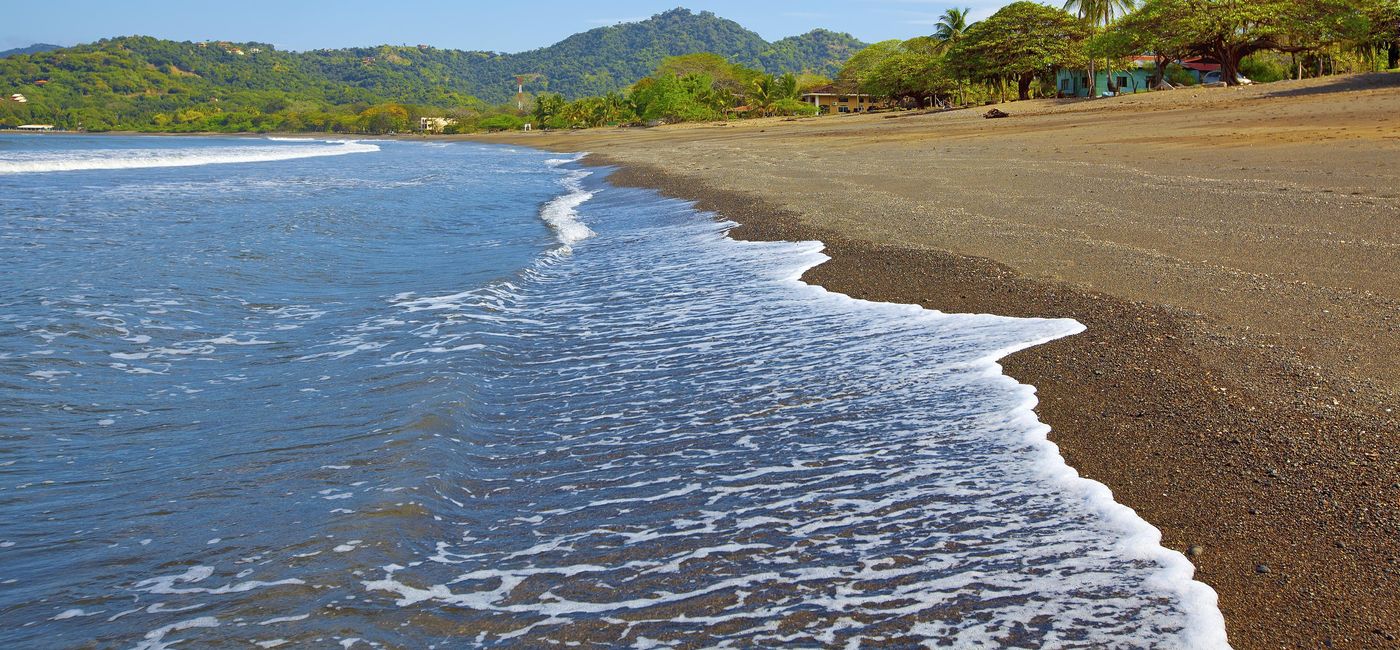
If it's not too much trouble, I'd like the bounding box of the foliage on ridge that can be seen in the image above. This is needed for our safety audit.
[0,8,864,132]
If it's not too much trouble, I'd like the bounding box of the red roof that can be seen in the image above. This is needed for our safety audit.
[1179,57,1221,73]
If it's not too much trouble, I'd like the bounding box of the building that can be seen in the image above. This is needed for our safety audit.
[16,124,55,131]
[10,93,28,103]
[1056,57,1156,97]
[1178,57,1222,83]
[798,85,890,115]
[419,117,457,133]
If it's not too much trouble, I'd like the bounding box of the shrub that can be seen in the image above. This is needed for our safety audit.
[476,113,525,132]
[1165,63,1197,86]
[769,98,818,117]
[1239,54,1289,83]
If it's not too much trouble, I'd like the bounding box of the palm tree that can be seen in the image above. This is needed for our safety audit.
[933,7,971,52]
[1063,0,1137,96]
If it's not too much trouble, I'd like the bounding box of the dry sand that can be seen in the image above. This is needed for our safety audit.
[476,74,1400,649]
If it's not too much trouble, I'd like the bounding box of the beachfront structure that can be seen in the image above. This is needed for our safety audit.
[1178,57,1223,83]
[799,85,890,115]
[419,117,457,133]
[1056,57,1155,97]
[16,124,55,131]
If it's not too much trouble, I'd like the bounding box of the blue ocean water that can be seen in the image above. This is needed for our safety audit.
[0,134,1228,648]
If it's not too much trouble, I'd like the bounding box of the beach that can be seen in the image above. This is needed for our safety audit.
[477,73,1400,649]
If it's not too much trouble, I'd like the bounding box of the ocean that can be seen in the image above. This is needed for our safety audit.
[0,134,1228,648]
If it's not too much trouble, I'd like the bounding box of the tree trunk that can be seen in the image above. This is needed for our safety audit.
[1017,72,1034,101]
[1087,60,1098,98]
[1390,42,1399,70]
[1292,52,1301,80]
[1221,47,1242,86]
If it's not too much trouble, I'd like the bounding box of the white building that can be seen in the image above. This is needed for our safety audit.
[419,117,457,133]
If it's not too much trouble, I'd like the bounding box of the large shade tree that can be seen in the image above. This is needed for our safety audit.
[1118,0,1395,85]
[949,2,1091,100]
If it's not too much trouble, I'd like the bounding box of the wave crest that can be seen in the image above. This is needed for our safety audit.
[539,154,596,247]
[0,140,380,174]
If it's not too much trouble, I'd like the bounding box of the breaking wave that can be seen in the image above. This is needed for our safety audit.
[0,140,379,174]
[539,153,597,246]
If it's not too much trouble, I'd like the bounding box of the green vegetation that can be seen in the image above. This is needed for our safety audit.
[1115,0,1399,83]
[527,54,817,130]
[0,44,61,58]
[835,4,1091,105]
[0,9,863,133]
[831,0,1399,110]
[951,2,1091,100]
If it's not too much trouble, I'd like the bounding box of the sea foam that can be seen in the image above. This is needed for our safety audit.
[0,140,379,174]
[539,154,597,246]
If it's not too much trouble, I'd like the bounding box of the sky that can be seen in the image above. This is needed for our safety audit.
[2,1,1017,53]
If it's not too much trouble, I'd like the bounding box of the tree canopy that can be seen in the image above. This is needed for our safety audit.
[950,2,1091,99]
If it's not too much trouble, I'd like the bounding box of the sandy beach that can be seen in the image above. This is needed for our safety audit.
[476,73,1400,649]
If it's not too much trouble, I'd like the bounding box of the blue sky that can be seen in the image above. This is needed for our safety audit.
[2,1,1016,53]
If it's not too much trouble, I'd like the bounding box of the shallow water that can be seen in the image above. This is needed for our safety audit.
[0,135,1226,648]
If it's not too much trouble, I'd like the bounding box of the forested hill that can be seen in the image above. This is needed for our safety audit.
[495,10,865,100]
[0,8,863,130]
[0,44,62,58]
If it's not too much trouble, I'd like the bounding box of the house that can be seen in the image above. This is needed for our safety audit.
[419,117,457,133]
[799,85,891,115]
[1056,57,1156,97]
[1178,57,1222,83]
[16,124,55,131]
[10,93,27,103]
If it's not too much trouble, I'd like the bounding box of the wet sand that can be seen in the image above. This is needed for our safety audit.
[476,73,1400,649]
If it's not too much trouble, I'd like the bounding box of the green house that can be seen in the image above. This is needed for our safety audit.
[1056,57,1157,97]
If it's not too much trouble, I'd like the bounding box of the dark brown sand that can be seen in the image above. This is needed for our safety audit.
[477,74,1400,649]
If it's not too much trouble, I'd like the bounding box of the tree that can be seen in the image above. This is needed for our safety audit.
[950,2,1091,100]
[1120,0,1388,86]
[864,38,961,106]
[934,7,973,51]
[746,72,799,116]
[358,103,409,133]
[838,40,905,91]
[532,93,567,125]
[1096,1,1188,86]
[1064,0,1137,95]
[629,73,730,123]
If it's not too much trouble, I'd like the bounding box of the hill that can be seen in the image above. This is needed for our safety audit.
[0,9,865,131]
[0,43,62,58]
[484,10,865,100]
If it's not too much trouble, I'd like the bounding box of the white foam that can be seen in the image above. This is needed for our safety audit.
[0,141,379,174]
[539,154,597,247]
[130,616,220,650]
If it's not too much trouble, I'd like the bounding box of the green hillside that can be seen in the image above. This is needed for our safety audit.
[0,9,864,131]
[0,44,62,58]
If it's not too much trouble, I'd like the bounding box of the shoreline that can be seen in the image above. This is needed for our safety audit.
[472,76,1400,648]
[592,158,1399,649]
[11,77,1398,645]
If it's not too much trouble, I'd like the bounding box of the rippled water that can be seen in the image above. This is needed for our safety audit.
[0,134,1227,648]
